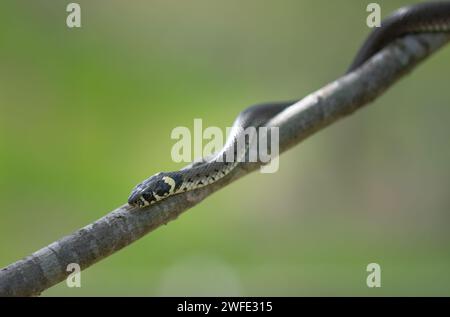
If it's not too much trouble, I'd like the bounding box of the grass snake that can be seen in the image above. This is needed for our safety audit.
[128,1,450,208]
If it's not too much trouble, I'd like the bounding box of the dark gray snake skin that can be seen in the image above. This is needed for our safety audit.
[128,1,450,208]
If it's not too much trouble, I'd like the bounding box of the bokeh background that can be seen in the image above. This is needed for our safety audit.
[1,0,450,296]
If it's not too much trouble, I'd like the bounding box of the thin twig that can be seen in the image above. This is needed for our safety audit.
[0,33,449,296]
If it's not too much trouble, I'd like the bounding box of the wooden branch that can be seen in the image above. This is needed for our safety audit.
[1,33,449,296]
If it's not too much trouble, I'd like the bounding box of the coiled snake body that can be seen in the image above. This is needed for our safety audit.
[128,1,450,208]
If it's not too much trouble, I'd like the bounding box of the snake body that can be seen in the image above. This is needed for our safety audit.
[128,1,450,208]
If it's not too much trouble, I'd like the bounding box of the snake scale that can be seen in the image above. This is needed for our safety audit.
[128,1,450,208]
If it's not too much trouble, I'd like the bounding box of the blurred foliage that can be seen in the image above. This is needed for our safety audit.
[1,0,450,296]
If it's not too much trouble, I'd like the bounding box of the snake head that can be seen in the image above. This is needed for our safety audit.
[128,172,181,208]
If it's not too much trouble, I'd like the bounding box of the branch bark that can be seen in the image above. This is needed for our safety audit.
[1,33,449,296]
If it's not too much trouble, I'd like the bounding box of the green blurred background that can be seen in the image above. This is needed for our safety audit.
[1,0,450,296]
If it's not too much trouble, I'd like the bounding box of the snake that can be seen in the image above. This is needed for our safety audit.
[128,1,450,208]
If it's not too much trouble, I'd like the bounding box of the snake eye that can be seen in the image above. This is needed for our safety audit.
[142,191,154,203]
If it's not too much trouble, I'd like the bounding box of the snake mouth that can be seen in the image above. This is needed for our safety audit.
[127,191,142,207]
[128,189,153,208]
